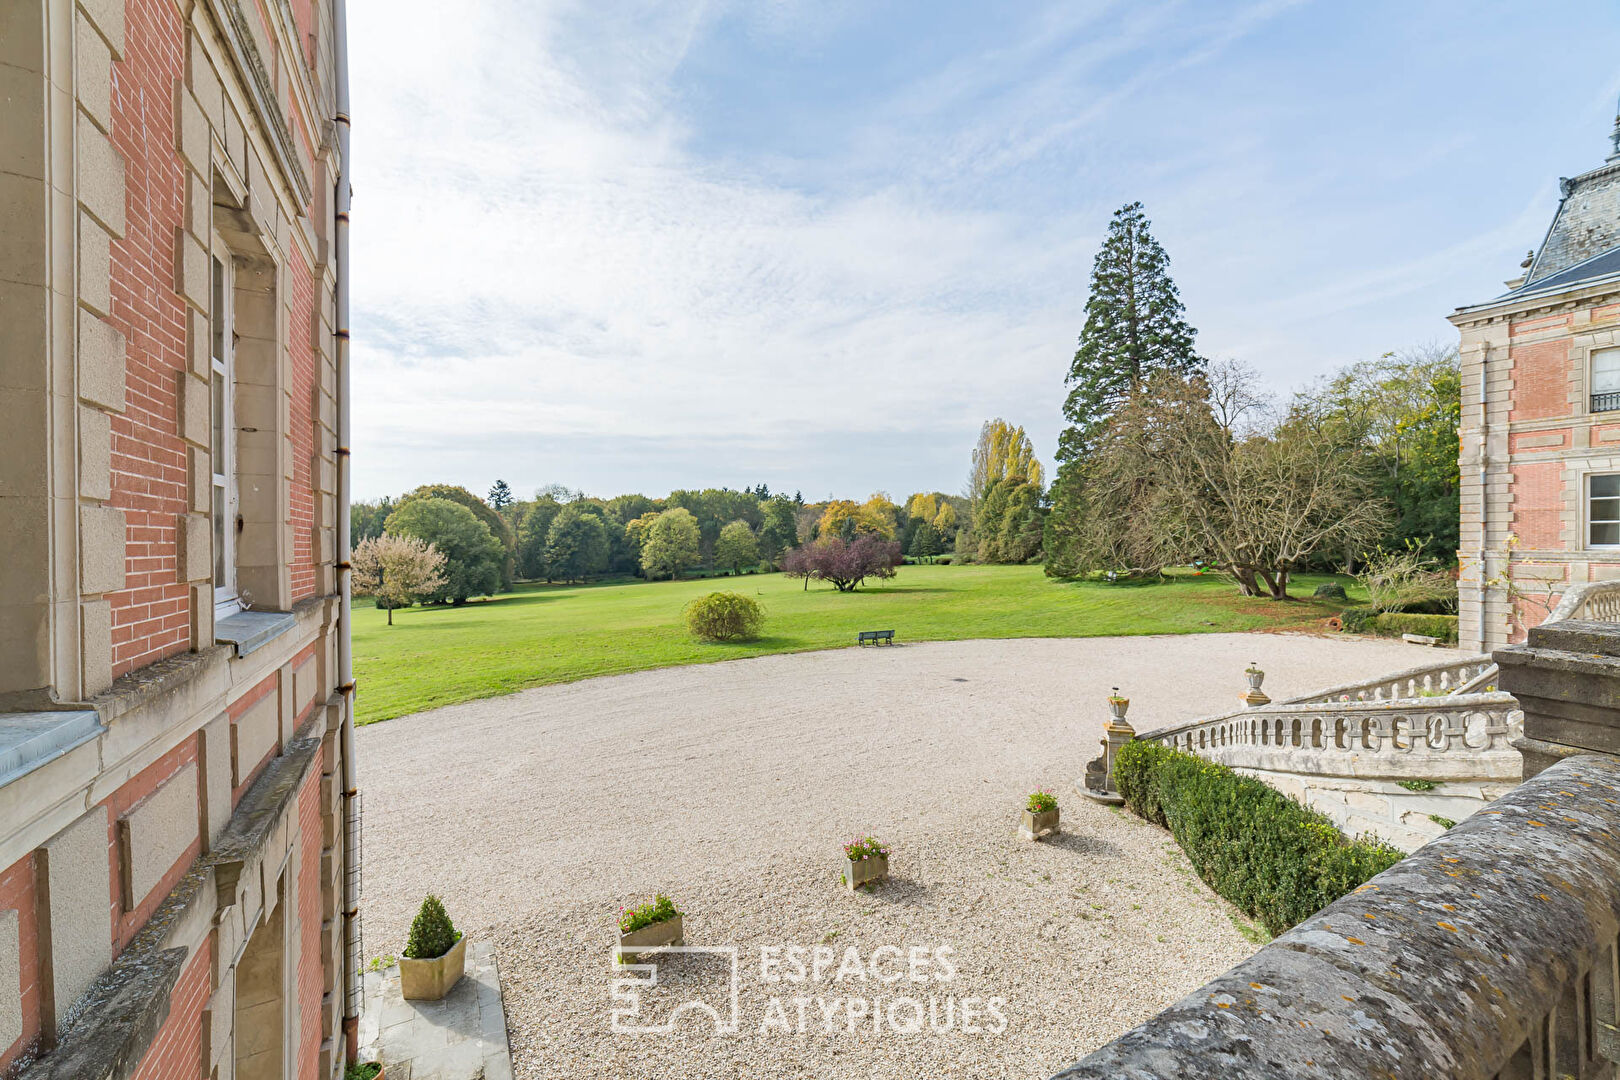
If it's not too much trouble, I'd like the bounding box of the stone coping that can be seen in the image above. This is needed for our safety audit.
[1051,755,1620,1079]
[0,710,103,791]
[214,610,299,657]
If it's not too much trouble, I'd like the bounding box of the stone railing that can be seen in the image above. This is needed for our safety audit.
[1134,656,1521,849]
[1052,754,1620,1080]
[1277,653,1496,705]
[1547,578,1620,623]
[1146,693,1520,777]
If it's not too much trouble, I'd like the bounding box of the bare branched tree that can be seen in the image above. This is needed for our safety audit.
[1058,368,1386,598]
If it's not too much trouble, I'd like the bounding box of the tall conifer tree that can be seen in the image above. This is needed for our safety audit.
[1047,202,1203,577]
[1056,202,1203,462]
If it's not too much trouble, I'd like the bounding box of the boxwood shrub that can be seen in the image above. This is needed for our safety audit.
[1338,608,1458,643]
[1114,741,1403,935]
[1367,612,1458,643]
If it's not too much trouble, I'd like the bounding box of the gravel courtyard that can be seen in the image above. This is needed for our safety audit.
[358,632,1425,1079]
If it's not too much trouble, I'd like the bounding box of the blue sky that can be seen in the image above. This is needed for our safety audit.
[349,0,1620,503]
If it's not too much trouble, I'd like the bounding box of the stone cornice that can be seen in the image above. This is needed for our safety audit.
[1449,277,1620,330]
[205,0,312,207]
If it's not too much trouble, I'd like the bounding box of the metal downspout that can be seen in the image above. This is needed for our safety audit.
[1478,341,1489,650]
[333,0,359,1061]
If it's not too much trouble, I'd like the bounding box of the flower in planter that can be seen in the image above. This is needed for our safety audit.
[619,893,680,934]
[1027,789,1058,814]
[843,835,888,861]
[403,894,459,961]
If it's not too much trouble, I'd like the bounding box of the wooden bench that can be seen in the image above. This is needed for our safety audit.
[857,630,895,646]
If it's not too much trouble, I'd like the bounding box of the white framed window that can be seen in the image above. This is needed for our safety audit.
[1591,474,1620,547]
[1593,347,1620,412]
[210,242,240,619]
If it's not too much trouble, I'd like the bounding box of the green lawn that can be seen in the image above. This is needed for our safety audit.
[352,564,1356,724]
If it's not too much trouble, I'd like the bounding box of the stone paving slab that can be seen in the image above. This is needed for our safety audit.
[358,941,512,1080]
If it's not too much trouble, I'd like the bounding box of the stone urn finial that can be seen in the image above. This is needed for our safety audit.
[1107,687,1130,722]
[1242,662,1271,707]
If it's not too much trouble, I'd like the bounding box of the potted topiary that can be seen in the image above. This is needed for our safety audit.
[842,835,889,891]
[398,894,466,1001]
[1020,789,1060,841]
[617,894,683,961]
[344,1064,383,1080]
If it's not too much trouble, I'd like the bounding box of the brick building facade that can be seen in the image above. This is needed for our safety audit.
[0,0,357,1078]
[1452,108,1620,651]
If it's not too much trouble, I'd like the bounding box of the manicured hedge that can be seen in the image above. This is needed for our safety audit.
[1338,608,1458,643]
[1367,612,1458,643]
[1114,741,1403,935]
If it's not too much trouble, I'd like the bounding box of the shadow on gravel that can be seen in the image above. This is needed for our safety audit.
[854,876,933,908]
[1041,831,1123,859]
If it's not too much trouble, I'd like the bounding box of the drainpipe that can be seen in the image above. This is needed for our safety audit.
[1478,340,1490,651]
[333,0,359,1061]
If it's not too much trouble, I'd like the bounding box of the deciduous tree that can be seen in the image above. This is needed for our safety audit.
[384,497,504,604]
[516,495,562,580]
[758,496,798,565]
[1046,368,1384,598]
[351,534,447,625]
[640,508,702,580]
[396,484,515,589]
[714,520,759,574]
[968,420,1044,504]
[782,534,902,592]
[545,503,611,582]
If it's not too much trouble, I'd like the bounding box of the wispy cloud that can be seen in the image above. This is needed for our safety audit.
[349,0,1620,500]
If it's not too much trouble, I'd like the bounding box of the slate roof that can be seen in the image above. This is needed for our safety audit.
[1497,244,1620,304]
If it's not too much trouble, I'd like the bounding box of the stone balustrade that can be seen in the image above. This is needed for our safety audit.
[1147,693,1521,776]
[1280,653,1497,705]
[1052,754,1620,1080]
[1547,578,1620,623]
[1133,658,1523,848]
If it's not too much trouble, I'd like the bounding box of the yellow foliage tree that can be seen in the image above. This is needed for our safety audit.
[969,419,1045,504]
[817,497,896,540]
[905,492,939,523]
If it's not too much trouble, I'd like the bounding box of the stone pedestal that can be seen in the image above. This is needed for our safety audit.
[1494,619,1620,779]
[1082,703,1135,804]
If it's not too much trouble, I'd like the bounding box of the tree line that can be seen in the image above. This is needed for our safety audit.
[349,481,976,608]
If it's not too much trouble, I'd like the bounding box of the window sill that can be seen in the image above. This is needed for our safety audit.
[214,610,298,657]
[0,709,103,791]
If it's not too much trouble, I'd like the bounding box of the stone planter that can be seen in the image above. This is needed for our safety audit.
[1020,807,1060,841]
[845,854,888,891]
[1108,698,1130,720]
[617,914,684,961]
[399,935,467,1001]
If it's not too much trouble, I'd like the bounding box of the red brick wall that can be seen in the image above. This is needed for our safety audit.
[107,0,192,678]
[295,763,323,1078]
[289,248,317,603]
[1509,339,1572,422]
[0,854,42,1075]
[104,738,202,954]
[1512,461,1566,549]
[127,935,211,1080]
